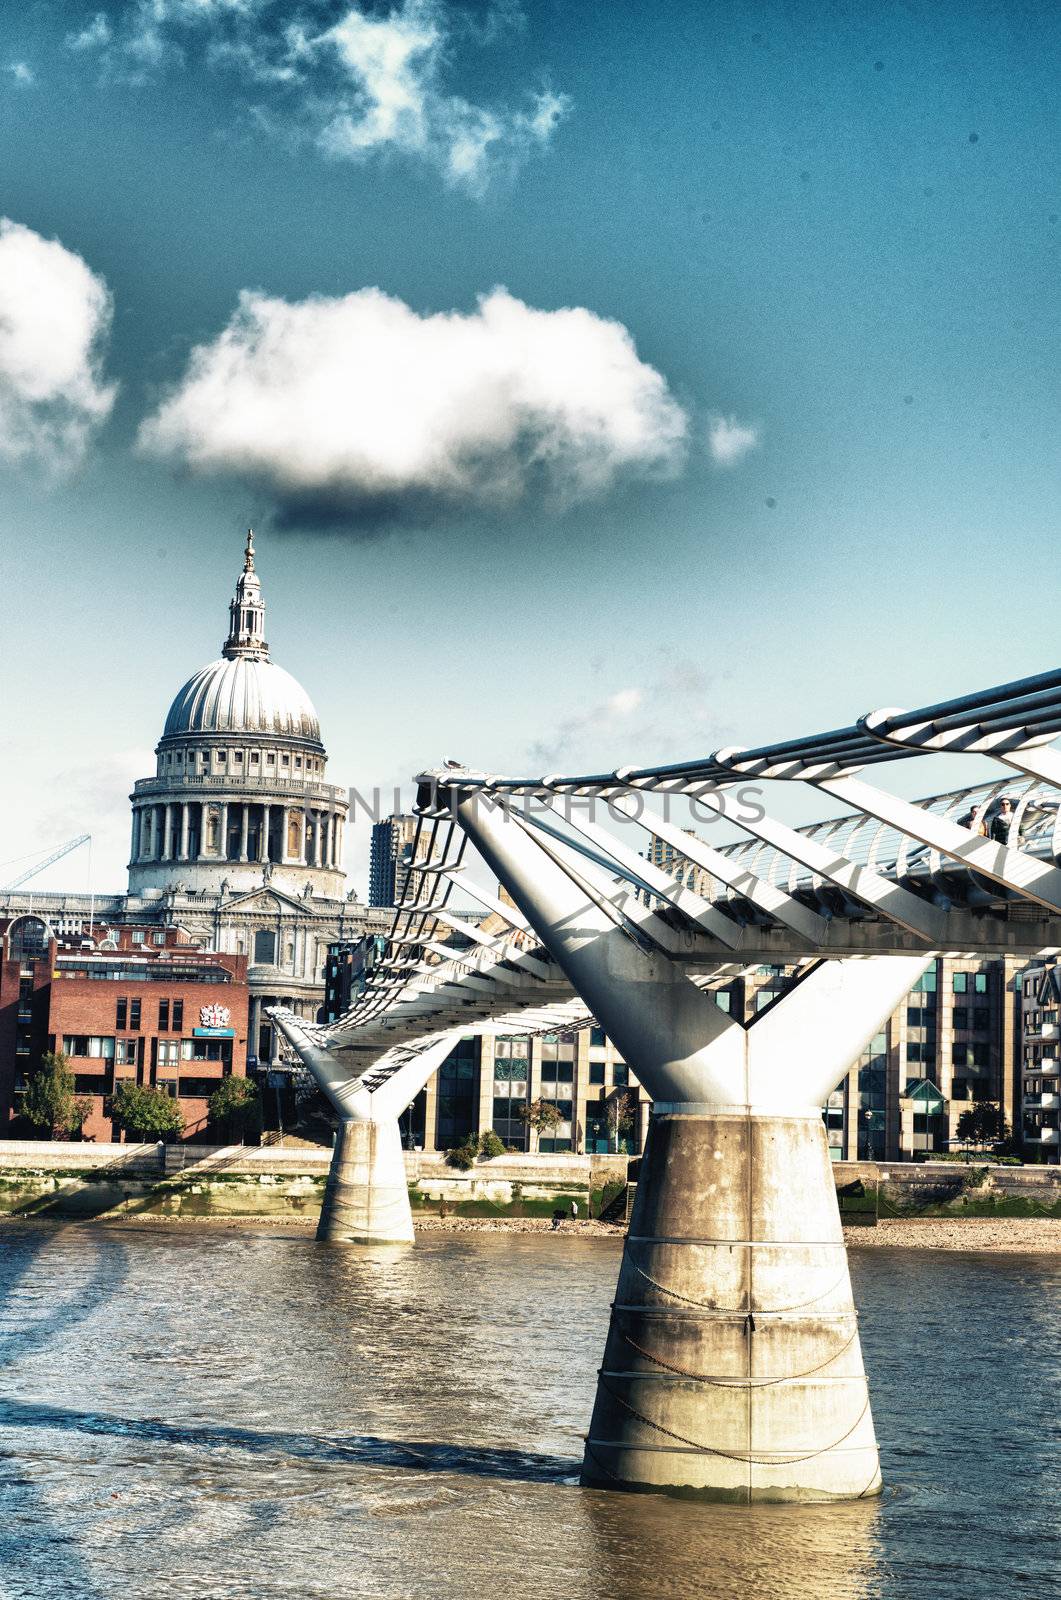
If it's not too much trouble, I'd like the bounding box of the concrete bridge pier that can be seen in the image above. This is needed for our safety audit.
[270,1009,461,1246]
[449,786,931,1502]
[582,1107,877,1502]
[320,1114,416,1245]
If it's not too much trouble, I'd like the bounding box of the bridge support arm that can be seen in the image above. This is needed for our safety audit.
[271,1010,463,1246]
[444,784,930,1501]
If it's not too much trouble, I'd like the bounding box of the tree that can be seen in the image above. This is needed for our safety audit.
[22,1052,90,1140]
[606,1090,637,1154]
[110,1082,184,1141]
[518,1098,563,1151]
[956,1101,1009,1150]
[207,1077,261,1143]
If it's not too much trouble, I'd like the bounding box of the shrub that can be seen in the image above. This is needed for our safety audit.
[478,1129,506,1160]
[110,1082,185,1140]
[446,1144,476,1171]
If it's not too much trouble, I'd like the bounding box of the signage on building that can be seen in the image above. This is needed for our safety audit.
[194,1026,234,1038]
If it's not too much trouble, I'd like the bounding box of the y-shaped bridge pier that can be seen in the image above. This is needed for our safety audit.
[275,665,1061,1502]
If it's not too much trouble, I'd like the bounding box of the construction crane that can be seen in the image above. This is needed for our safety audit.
[1,834,91,891]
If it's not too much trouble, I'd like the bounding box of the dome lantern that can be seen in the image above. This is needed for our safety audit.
[224,527,269,661]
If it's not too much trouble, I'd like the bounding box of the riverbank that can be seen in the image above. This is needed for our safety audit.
[420,1215,1061,1251]
[8,1210,1058,1251]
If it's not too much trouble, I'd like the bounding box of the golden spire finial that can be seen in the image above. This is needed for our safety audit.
[244,526,256,572]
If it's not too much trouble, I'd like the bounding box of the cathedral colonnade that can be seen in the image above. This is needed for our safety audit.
[131,798,346,871]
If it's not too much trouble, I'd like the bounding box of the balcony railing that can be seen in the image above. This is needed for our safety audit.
[132,775,347,803]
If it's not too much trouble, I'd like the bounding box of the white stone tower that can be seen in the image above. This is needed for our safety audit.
[128,531,348,900]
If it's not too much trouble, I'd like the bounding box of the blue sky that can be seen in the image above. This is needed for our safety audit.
[0,1,1058,892]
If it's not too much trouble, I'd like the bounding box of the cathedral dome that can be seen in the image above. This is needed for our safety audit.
[159,528,322,747]
[163,655,322,742]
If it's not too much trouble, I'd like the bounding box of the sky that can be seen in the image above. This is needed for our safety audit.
[0,0,1058,894]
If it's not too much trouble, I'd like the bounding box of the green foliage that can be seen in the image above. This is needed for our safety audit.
[477,1129,506,1160]
[110,1082,185,1139]
[445,1134,478,1170]
[518,1099,563,1148]
[956,1101,1009,1147]
[208,1076,261,1141]
[22,1052,85,1139]
[607,1091,636,1136]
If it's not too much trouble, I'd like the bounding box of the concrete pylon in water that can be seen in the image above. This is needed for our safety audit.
[270,1009,461,1246]
[450,787,930,1503]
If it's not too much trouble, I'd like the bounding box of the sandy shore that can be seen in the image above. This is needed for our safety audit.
[843,1217,1061,1253]
[4,1212,1058,1251]
[415,1215,1061,1252]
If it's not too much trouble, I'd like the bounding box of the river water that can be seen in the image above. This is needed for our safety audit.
[0,1222,1056,1600]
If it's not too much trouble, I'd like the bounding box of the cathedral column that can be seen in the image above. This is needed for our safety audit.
[154,805,165,860]
[281,806,293,863]
[163,803,174,861]
[131,808,142,863]
[239,805,249,863]
[220,801,230,860]
[260,803,271,864]
[314,812,324,869]
[249,996,262,1066]
[324,813,333,868]
[197,802,210,861]
[179,802,190,861]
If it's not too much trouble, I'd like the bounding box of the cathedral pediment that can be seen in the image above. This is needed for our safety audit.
[221,886,318,918]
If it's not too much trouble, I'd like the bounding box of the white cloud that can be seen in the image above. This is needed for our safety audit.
[66,13,112,52]
[707,413,759,466]
[67,1,570,191]
[138,285,688,528]
[7,61,34,85]
[527,652,730,770]
[0,219,117,470]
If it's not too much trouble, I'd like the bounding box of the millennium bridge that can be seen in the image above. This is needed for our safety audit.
[273,665,1061,1505]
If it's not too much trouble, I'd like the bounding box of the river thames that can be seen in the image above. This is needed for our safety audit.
[0,1222,1056,1600]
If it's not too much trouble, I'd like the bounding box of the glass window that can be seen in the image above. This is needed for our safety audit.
[254,930,276,964]
[159,999,170,1030]
[590,1027,605,1047]
[974,974,988,994]
[173,1000,184,1030]
[953,1007,968,1030]
[589,1062,605,1085]
[613,1063,629,1087]
[130,999,141,1030]
[116,998,127,1030]
[953,972,968,993]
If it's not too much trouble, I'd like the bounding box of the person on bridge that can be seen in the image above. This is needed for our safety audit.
[991,797,1016,843]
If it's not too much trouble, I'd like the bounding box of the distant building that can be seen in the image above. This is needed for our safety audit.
[641,829,712,896]
[0,917,248,1141]
[0,533,389,1080]
[369,815,420,907]
[1017,964,1061,1162]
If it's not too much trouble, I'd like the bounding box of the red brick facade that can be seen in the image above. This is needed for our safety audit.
[0,917,249,1141]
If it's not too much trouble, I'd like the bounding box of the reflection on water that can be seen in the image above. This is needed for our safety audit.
[0,1223,1056,1600]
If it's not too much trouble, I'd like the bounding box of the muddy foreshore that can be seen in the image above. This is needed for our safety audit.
[4,1212,1059,1252]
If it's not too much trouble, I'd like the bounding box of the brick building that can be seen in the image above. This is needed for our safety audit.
[0,914,249,1142]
